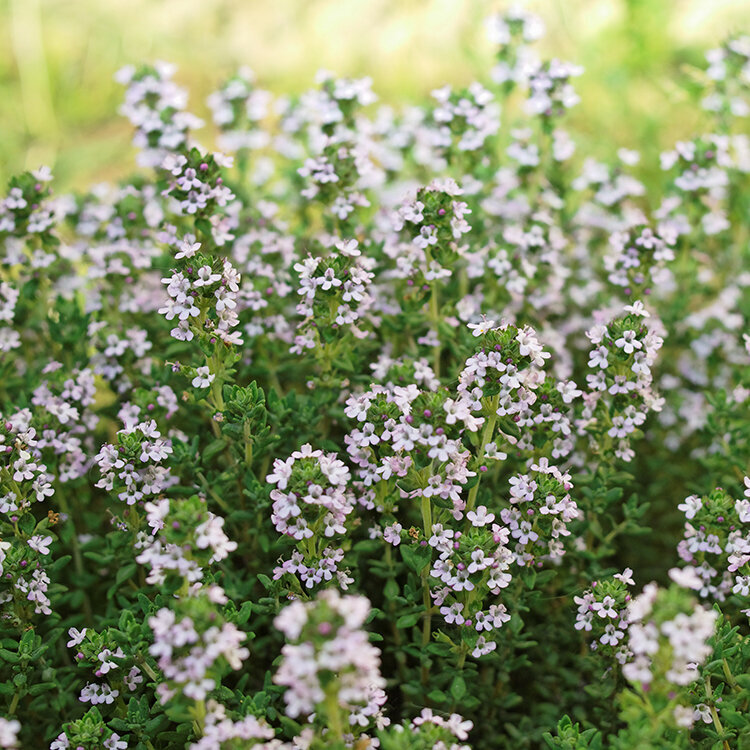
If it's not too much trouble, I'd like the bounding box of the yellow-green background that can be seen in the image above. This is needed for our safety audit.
[1,0,748,190]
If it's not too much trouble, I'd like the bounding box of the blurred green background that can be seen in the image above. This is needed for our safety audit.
[1,0,748,190]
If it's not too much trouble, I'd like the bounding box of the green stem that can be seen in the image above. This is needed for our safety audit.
[465,394,500,515]
[705,677,730,750]
[191,698,207,737]
[456,645,468,670]
[196,471,231,513]
[136,655,160,682]
[420,494,432,537]
[323,682,345,741]
[420,494,433,686]
[424,248,441,378]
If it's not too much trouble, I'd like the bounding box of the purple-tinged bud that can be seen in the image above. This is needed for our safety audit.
[423,409,432,418]
[318,622,332,635]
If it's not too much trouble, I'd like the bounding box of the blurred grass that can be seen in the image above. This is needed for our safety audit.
[1,0,748,191]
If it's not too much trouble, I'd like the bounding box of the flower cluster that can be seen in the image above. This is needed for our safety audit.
[206,67,272,153]
[428,82,501,160]
[486,7,544,90]
[149,592,249,703]
[136,494,237,585]
[291,237,375,354]
[574,568,635,663]
[581,303,664,461]
[428,516,513,657]
[499,461,579,564]
[94,419,175,507]
[267,444,354,589]
[116,62,203,167]
[274,589,387,732]
[524,59,583,121]
[0,168,56,241]
[675,483,750,606]
[160,149,236,227]
[622,583,717,726]
[160,235,243,345]
[378,708,473,749]
[604,225,676,298]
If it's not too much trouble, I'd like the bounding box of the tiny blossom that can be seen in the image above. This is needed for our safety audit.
[191,366,215,389]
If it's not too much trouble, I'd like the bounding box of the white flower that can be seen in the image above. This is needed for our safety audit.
[668,567,703,591]
[28,535,53,555]
[0,718,21,748]
[192,366,215,389]
[677,495,702,520]
[335,238,361,257]
[67,627,87,648]
[175,235,201,259]
[468,319,496,337]
[673,704,694,728]
[467,505,495,526]
[624,300,650,317]
[613,567,635,586]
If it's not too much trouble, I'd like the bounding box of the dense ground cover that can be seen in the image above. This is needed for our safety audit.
[0,8,749,749]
